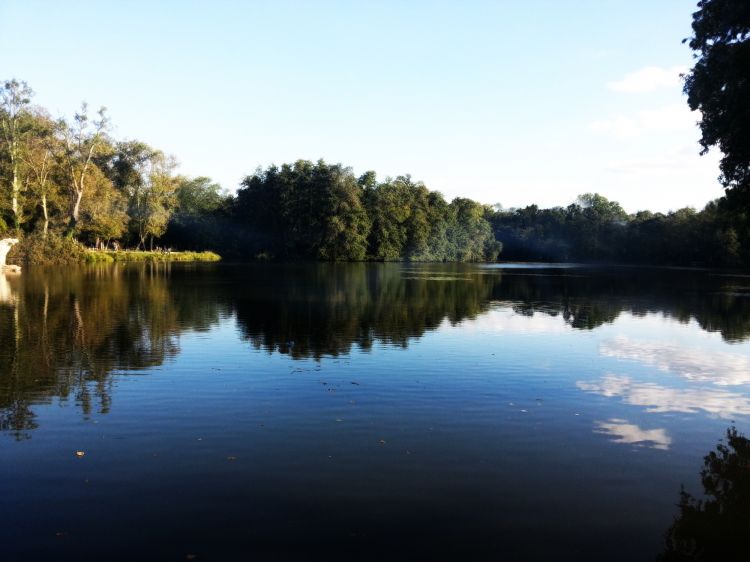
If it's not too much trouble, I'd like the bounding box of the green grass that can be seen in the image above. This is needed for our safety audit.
[84,250,221,263]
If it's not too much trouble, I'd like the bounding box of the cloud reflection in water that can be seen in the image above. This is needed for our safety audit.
[577,374,750,418]
[599,336,750,386]
[594,418,672,450]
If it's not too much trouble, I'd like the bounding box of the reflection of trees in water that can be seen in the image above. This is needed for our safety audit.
[0,264,225,439]
[232,264,494,359]
[2,264,750,438]
[490,268,750,341]
[659,427,750,562]
[232,265,750,357]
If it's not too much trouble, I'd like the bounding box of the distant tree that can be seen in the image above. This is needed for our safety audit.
[365,177,411,260]
[357,170,377,190]
[447,198,501,262]
[21,110,61,236]
[78,166,128,247]
[0,79,33,229]
[280,160,328,256]
[104,141,180,248]
[576,193,628,222]
[317,165,370,261]
[132,154,178,249]
[425,191,452,260]
[104,140,158,195]
[175,176,226,216]
[684,0,750,195]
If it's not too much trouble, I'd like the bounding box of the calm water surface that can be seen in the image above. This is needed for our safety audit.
[2,263,750,561]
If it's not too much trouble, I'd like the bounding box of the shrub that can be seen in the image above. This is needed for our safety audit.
[9,232,87,266]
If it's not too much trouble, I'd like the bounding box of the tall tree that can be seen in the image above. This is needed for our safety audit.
[21,110,60,237]
[78,166,128,247]
[59,103,110,235]
[684,0,750,194]
[0,79,33,230]
[317,165,370,261]
[128,152,178,249]
[365,178,411,260]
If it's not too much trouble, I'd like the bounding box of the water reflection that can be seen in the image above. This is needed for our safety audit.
[0,273,17,304]
[659,427,750,561]
[578,374,750,418]
[2,263,750,438]
[233,264,493,358]
[594,418,672,450]
[489,268,750,341]
[0,264,225,439]
[599,336,750,385]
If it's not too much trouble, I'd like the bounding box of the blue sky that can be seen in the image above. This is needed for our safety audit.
[0,0,720,212]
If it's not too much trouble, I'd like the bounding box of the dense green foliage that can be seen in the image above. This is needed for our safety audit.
[679,0,750,269]
[234,161,501,261]
[684,0,750,195]
[0,79,233,262]
[0,79,499,263]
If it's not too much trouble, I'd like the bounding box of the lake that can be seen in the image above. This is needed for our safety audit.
[2,263,749,561]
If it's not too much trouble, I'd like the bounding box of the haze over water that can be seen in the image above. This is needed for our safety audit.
[2,263,750,561]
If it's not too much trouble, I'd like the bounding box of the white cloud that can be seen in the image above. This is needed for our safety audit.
[594,418,672,450]
[599,337,750,386]
[607,65,688,94]
[589,104,696,140]
[578,374,750,418]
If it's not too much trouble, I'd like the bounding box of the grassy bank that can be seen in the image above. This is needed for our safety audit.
[85,250,221,263]
[7,233,222,266]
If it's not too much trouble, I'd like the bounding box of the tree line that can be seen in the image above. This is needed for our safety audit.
[0,79,501,263]
[2,76,744,267]
[486,193,745,267]
[0,79,232,254]
[487,0,750,269]
[231,162,501,261]
[3,0,750,272]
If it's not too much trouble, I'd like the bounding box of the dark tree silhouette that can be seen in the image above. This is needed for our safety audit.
[684,0,750,194]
